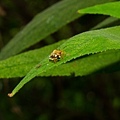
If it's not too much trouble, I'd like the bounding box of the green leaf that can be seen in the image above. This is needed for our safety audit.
[0,41,120,78]
[0,0,114,60]
[42,49,120,76]
[0,40,65,78]
[8,26,120,97]
[78,1,120,19]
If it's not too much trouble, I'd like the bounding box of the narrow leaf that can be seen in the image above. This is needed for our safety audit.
[92,17,119,30]
[0,0,114,60]
[8,26,120,97]
[78,1,120,19]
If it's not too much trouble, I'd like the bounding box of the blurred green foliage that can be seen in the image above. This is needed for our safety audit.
[0,0,120,120]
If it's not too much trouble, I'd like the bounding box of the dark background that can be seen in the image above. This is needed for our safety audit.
[0,0,120,120]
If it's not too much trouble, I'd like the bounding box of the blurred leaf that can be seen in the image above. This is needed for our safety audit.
[113,97,120,108]
[7,26,120,97]
[0,0,114,60]
[92,17,119,30]
[78,1,120,18]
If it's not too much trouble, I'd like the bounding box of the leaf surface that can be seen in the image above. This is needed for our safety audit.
[7,26,120,97]
[78,1,120,18]
[0,40,65,78]
[0,41,120,78]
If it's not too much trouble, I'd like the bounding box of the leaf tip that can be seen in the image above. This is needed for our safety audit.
[77,10,84,14]
[77,10,80,13]
[8,93,14,97]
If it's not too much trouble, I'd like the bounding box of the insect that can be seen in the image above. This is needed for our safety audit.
[49,49,64,63]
